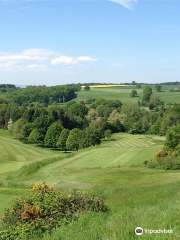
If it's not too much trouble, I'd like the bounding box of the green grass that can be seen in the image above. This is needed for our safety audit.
[0,130,65,175]
[157,91,180,104]
[74,85,180,104]
[75,88,143,102]
[1,129,180,239]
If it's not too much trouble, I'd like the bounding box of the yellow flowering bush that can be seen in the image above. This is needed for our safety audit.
[29,182,53,193]
[0,183,107,240]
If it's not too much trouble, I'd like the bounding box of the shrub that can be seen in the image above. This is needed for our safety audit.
[0,183,107,240]
[155,150,165,162]
[146,151,180,170]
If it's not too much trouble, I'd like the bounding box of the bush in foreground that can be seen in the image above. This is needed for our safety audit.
[0,183,107,240]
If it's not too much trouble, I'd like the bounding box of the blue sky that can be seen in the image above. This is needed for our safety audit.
[0,0,180,86]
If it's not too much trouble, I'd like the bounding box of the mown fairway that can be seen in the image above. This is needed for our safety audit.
[75,85,180,104]
[1,130,180,239]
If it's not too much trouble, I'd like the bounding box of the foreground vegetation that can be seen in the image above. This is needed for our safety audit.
[1,129,180,239]
[0,183,107,240]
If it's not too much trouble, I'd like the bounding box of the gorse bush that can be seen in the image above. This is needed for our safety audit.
[0,183,107,240]
[145,150,180,170]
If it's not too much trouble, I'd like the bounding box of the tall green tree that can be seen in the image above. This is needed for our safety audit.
[150,94,161,106]
[11,118,27,138]
[18,122,35,141]
[104,129,111,139]
[164,125,180,151]
[79,127,101,149]
[35,115,53,144]
[57,129,70,152]
[28,128,39,144]
[44,122,64,148]
[66,128,81,151]
[142,86,152,102]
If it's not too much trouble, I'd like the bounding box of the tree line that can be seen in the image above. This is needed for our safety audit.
[0,84,180,151]
[0,84,81,106]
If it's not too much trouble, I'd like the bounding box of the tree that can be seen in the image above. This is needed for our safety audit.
[142,86,152,102]
[34,115,53,144]
[109,110,127,125]
[132,121,144,134]
[121,102,140,117]
[28,128,39,144]
[18,123,34,141]
[89,117,107,138]
[57,129,70,152]
[164,125,180,151]
[66,128,81,151]
[114,119,125,132]
[44,122,64,148]
[85,109,98,123]
[79,127,101,148]
[96,105,112,118]
[104,129,111,139]
[68,103,88,119]
[11,118,27,138]
[150,94,161,107]
[130,90,137,98]
[84,85,90,91]
[132,81,136,85]
[155,84,162,92]
[141,116,149,132]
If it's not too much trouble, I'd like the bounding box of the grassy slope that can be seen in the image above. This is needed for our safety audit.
[0,130,68,216]
[75,85,180,104]
[1,130,180,239]
[0,130,63,175]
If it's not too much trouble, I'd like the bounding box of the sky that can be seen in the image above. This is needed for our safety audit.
[0,0,180,86]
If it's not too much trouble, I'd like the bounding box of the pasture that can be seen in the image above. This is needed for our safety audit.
[75,85,180,104]
[1,129,180,239]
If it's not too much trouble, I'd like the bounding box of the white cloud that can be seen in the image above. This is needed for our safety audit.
[109,0,138,11]
[51,56,75,65]
[23,49,56,56]
[76,56,98,62]
[51,55,98,65]
[0,55,47,61]
[0,61,17,68]
[111,63,124,67]
[0,49,98,70]
[27,64,46,69]
[0,49,57,69]
[0,49,56,62]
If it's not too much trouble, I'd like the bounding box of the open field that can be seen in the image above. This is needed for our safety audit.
[75,85,180,104]
[75,87,143,102]
[1,129,180,239]
[81,85,131,88]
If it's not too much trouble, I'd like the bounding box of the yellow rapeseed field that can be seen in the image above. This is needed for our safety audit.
[81,84,131,88]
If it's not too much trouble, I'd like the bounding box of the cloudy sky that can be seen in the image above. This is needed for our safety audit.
[0,0,180,86]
